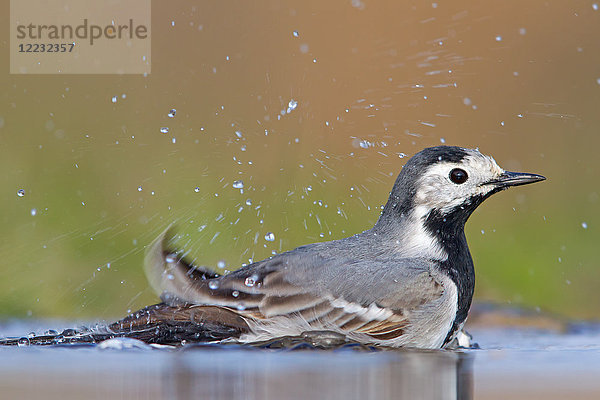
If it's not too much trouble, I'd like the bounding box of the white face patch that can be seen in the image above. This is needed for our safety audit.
[414,149,505,216]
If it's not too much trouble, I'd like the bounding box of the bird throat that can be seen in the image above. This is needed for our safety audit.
[424,203,478,346]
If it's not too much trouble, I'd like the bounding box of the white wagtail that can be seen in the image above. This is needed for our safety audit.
[111,146,545,349]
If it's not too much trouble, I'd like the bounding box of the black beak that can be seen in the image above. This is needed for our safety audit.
[485,171,546,188]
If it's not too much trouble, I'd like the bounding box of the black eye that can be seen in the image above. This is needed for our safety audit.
[449,168,468,184]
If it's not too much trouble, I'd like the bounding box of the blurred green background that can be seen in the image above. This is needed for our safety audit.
[0,1,598,322]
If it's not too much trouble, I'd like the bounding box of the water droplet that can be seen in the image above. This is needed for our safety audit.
[30,208,37,216]
[17,189,25,197]
[232,290,240,297]
[232,180,244,189]
[137,186,143,192]
[111,96,117,103]
[582,222,588,229]
[166,274,174,280]
[594,3,599,11]
[264,232,275,242]
[217,260,226,269]
[440,137,446,144]
[292,30,299,37]
[306,185,312,191]
[17,337,30,347]
[236,304,246,311]
[235,130,243,138]
[287,99,298,113]
[194,187,200,193]
[160,127,169,134]
[208,280,220,290]
[245,199,252,206]
[168,109,176,118]
[245,276,256,287]
[495,35,502,41]
[165,254,177,263]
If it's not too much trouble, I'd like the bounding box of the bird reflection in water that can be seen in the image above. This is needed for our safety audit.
[166,344,473,400]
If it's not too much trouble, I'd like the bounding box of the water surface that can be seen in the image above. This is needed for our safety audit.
[2,320,599,400]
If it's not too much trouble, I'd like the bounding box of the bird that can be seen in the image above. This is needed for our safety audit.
[108,146,545,349]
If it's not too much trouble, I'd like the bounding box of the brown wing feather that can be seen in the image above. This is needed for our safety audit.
[260,293,324,317]
[297,301,334,323]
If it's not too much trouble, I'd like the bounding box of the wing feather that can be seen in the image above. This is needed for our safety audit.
[260,293,324,317]
[297,301,334,323]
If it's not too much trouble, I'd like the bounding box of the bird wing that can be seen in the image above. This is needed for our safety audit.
[144,228,445,342]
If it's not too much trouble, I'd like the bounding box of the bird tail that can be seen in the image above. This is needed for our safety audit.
[144,225,222,306]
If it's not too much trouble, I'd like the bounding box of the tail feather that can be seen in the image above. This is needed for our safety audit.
[144,225,221,306]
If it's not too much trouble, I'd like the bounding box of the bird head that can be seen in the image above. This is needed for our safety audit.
[378,146,545,235]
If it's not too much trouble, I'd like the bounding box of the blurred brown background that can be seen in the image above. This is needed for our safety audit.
[0,0,598,321]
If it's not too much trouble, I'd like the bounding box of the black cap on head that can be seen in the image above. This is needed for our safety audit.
[403,146,469,171]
